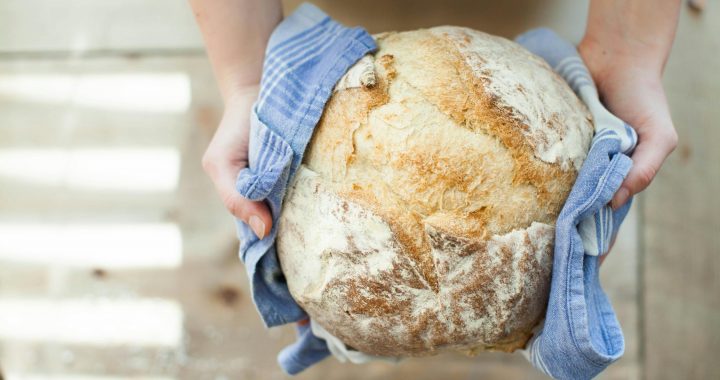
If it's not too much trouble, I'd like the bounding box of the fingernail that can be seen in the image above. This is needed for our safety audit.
[249,215,266,240]
[611,187,630,210]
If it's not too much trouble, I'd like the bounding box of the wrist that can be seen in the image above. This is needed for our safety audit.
[581,0,680,82]
[578,36,663,92]
[223,83,260,110]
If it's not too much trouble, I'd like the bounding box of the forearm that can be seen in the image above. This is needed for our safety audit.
[581,0,681,79]
[189,0,282,102]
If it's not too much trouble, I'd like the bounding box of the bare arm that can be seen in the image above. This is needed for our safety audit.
[579,0,681,209]
[189,0,282,239]
[190,0,281,99]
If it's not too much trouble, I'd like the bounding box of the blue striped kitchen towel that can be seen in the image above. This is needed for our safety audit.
[232,2,375,374]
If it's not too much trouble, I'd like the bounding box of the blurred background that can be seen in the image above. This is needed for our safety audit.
[0,1,717,379]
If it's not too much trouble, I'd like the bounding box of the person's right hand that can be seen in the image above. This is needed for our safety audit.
[201,84,272,240]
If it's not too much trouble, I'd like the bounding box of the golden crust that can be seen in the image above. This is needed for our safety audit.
[279,27,593,356]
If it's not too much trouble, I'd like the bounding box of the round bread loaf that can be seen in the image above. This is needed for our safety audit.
[277,26,593,357]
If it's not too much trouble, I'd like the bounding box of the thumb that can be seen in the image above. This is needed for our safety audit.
[611,128,677,209]
[205,159,273,239]
[222,188,273,240]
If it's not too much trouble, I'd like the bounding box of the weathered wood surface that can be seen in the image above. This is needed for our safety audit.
[1,0,716,379]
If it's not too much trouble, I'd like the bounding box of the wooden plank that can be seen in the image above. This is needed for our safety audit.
[0,0,203,54]
[0,56,222,217]
[642,4,720,380]
[284,0,590,41]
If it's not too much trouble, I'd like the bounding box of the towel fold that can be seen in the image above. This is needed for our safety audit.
[515,28,637,380]
[233,2,376,373]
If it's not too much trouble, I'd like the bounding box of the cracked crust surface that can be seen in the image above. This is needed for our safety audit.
[277,27,593,356]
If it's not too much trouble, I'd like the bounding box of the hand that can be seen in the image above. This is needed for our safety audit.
[578,39,678,210]
[201,85,272,239]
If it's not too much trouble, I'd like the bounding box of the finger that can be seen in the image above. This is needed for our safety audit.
[204,158,273,239]
[222,188,273,240]
[611,128,677,209]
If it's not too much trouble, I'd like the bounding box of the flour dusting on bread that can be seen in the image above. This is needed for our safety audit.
[277,26,593,357]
